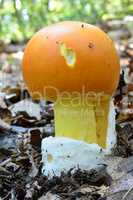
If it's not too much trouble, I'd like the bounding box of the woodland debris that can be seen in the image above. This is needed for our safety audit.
[115,124,133,157]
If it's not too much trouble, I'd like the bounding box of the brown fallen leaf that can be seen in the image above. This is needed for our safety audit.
[11,112,38,128]
[115,124,133,157]
[30,129,41,146]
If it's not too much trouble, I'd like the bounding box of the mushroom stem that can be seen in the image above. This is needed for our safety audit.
[54,95,111,149]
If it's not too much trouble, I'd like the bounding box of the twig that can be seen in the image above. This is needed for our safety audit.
[2,191,11,200]
[0,158,11,167]
[122,185,133,200]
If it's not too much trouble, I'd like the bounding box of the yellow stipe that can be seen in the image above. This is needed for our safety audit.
[54,100,97,143]
[95,99,110,148]
[54,96,111,148]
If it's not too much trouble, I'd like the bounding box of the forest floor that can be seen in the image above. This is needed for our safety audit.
[0,19,133,200]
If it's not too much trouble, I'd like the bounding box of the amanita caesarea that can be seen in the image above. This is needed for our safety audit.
[22,21,120,177]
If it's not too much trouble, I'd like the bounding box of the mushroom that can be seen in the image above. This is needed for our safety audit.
[22,21,120,177]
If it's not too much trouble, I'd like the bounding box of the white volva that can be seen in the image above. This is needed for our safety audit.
[106,99,116,152]
[41,99,116,177]
[42,137,105,177]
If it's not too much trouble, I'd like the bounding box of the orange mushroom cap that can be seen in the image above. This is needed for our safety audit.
[22,21,120,101]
